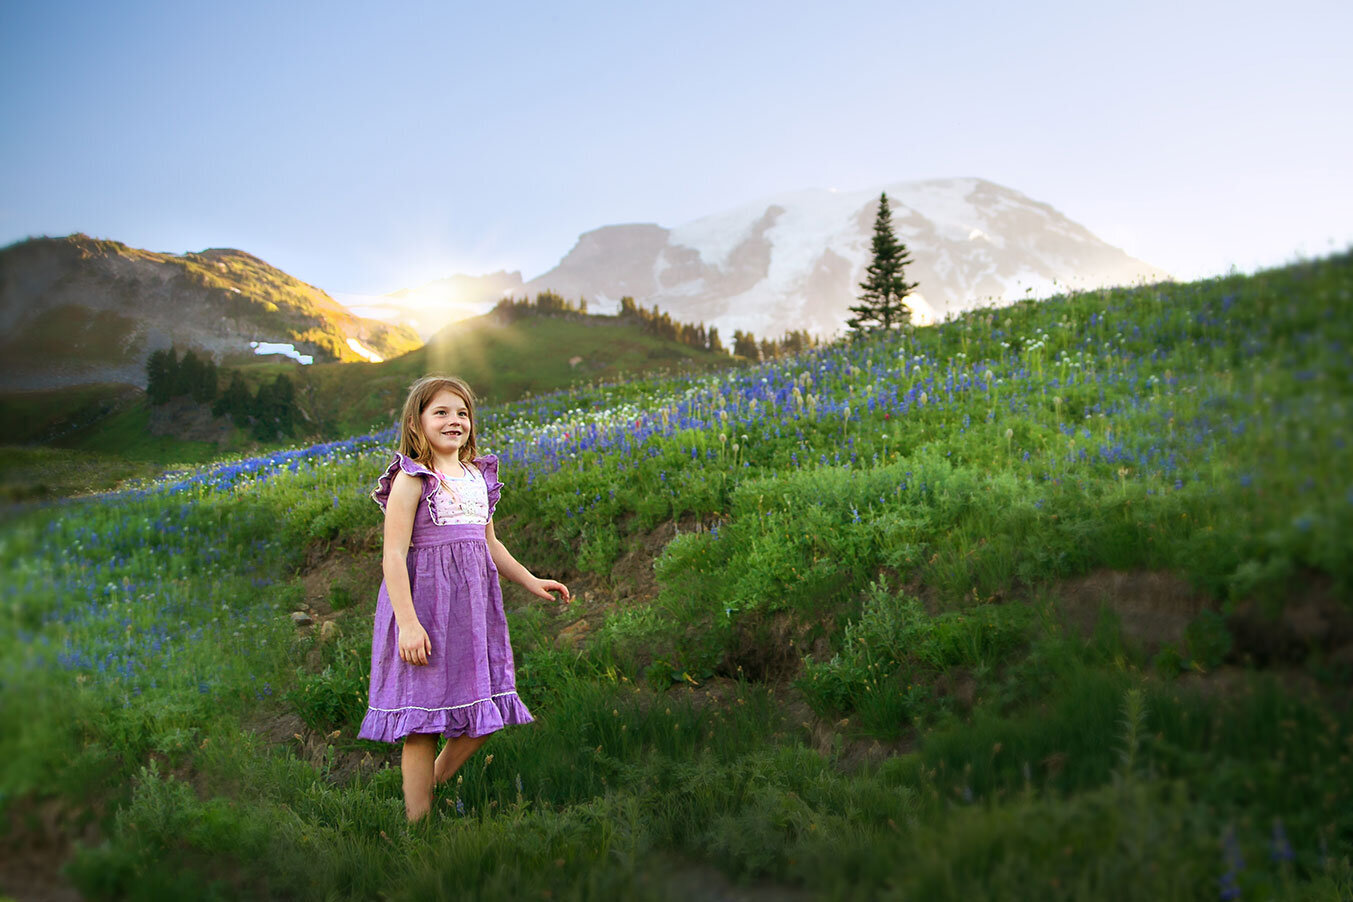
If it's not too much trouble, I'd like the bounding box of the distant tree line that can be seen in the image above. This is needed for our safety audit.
[147,348,218,405]
[490,289,821,362]
[619,295,819,361]
[729,327,820,362]
[617,295,723,353]
[145,347,298,441]
[492,290,589,321]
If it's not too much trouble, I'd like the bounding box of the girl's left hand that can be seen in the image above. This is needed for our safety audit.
[529,578,570,603]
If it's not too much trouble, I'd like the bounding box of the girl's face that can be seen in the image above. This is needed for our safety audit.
[420,389,471,458]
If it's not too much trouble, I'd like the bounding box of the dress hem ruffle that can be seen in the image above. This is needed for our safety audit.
[356,691,534,743]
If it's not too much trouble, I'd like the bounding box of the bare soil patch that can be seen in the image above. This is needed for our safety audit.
[503,515,704,655]
[146,395,235,444]
[238,699,387,787]
[0,794,99,902]
[1173,660,1351,716]
[1048,568,1215,652]
[1226,568,1353,670]
[719,610,837,683]
[1046,565,1352,669]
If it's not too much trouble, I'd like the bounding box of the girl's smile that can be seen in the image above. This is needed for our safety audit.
[421,389,472,466]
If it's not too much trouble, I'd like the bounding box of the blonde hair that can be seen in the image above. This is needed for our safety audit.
[396,375,480,468]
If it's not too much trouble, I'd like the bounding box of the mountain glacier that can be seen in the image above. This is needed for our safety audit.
[517,177,1169,340]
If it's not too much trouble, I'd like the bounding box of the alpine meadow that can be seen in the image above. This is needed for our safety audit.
[3,250,1352,900]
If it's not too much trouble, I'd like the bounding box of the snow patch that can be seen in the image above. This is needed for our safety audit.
[669,207,758,268]
[250,341,313,365]
[346,338,383,363]
[587,294,622,315]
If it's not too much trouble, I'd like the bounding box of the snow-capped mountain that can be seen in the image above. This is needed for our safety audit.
[519,177,1169,339]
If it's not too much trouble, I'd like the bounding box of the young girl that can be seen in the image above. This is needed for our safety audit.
[357,374,569,823]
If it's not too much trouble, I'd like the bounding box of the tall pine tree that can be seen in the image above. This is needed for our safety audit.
[146,348,174,404]
[847,192,918,336]
[212,372,252,426]
[249,374,297,441]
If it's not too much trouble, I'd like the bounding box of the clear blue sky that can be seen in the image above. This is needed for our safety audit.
[3,0,1350,296]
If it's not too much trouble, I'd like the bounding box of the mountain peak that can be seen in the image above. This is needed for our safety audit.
[0,234,420,391]
[522,177,1168,338]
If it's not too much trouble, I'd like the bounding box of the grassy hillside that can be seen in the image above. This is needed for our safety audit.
[179,245,419,363]
[1,252,1350,899]
[0,310,741,498]
[0,234,422,378]
[300,310,743,437]
[1,305,143,367]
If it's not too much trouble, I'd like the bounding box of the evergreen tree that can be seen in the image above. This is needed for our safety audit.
[847,192,918,336]
[146,349,174,404]
[213,372,252,426]
[249,379,274,440]
[270,373,296,436]
[534,290,567,313]
[193,356,218,404]
[171,350,192,398]
[249,374,296,441]
[707,326,723,354]
[174,350,204,399]
[732,330,759,360]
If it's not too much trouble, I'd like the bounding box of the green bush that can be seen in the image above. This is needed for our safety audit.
[1183,609,1232,671]
[796,577,1034,731]
[284,634,370,732]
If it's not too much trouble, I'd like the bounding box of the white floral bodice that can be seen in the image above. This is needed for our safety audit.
[429,465,490,525]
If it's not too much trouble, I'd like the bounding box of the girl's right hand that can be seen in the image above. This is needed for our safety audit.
[398,621,432,666]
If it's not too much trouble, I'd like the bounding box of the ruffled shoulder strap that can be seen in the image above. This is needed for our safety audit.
[370,452,438,512]
[472,453,504,520]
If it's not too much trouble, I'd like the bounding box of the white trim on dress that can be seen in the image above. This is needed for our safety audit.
[368,690,522,713]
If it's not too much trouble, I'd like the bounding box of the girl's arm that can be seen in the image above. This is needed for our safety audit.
[382,471,423,630]
[486,519,570,603]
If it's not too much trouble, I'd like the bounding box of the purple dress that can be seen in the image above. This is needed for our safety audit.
[356,451,534,743]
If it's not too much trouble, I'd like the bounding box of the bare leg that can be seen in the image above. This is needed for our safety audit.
[434,734,490,786]
[401,732,437,822]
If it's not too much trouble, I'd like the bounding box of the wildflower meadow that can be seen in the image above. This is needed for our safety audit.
[2,251,1351,900]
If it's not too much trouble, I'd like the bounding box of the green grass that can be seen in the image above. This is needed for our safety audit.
[0,382,139,445]
[0,446,162,505]
[1,309,744,477]
[299,311,742,437]
[58,403,223,463]
[2,250,1351,899]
